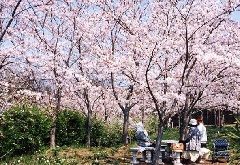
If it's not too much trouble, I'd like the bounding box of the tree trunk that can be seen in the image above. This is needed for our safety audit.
[50,121,56,149]
[110,73,134,145]
[214,110,217,126]
[84,88,92,148]
[152,122,164,165]
[220,109,225,129]
[86,108,92,148]
[141,107,145,123]
[179,93,191,140]
[104,102,108,122]
[50,88,61,149]
[122,109,129,145]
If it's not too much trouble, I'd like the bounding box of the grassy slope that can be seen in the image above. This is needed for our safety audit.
[0,125,239,165]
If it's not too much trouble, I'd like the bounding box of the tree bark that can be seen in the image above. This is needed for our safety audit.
[50,122,56,149]
[50,87,61,149]
[179,93,191,140]
[86,107,92,148]
[83,88,92,148]
[152,122,164,165]
[122,108,130,145]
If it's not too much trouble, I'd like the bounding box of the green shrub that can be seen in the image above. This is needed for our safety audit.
[0,104,52,158]
[162,127,179,140]
[100,122,122,147]
[56,109,87,146]
[145,115,158,135]
[90,119,105,147]
[91,120,123,147]
[228,117,240,139]
[128,127,136,143]
[93,151,108,159]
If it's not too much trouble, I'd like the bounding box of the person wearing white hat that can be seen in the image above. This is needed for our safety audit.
[181,119,201,163]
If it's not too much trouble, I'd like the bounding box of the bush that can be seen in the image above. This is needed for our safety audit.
[90,119,105,147]
[100,122,123,147]
[0,104,52,158]
[228,117,240,139]
[56,109,87,146]
[91,119,123,147]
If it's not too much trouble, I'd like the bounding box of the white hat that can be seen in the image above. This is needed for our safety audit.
[189,119,197,125]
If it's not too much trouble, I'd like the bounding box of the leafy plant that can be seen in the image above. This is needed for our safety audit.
[56,109,87,146]
[91,120,123,147]
[90,118,108,147]
[0,104,52,158]
[93,151,108,159]
[228,117,240,139]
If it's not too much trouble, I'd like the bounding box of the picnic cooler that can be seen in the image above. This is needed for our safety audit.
[171,143,184,151]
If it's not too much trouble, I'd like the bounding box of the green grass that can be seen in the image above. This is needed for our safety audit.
[162,127,179,140]
[0,125,239,165]
[207,125,240,164]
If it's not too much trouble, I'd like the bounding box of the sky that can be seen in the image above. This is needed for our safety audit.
[231,11,240,21]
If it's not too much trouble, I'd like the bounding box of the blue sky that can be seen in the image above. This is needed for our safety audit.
[232,11,240,21]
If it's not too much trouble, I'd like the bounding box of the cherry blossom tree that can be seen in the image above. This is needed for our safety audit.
[0,0,24,111]
[90,0,152,145]
[92,1,240,164]
[8,0,90,148]
[1,2,240,162]
[18,0,118,148]
[0,0,53,112]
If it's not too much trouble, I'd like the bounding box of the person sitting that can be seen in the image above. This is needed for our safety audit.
[135,122,155,161]
[197,117,211,163]
[180,119,201,163]
[135,122,155,147]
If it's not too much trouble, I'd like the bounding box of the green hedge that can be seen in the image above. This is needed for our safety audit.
[0,104,129,160]
[0,104,52,157]
[56,109,87,146]
[91,119,123,147]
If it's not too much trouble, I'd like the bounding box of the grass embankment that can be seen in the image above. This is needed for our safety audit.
[0,125,239,165]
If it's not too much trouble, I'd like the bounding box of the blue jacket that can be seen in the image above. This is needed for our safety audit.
[135,131,151,147]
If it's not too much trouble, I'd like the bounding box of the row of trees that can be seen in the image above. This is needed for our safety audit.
[1,1,240,164]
